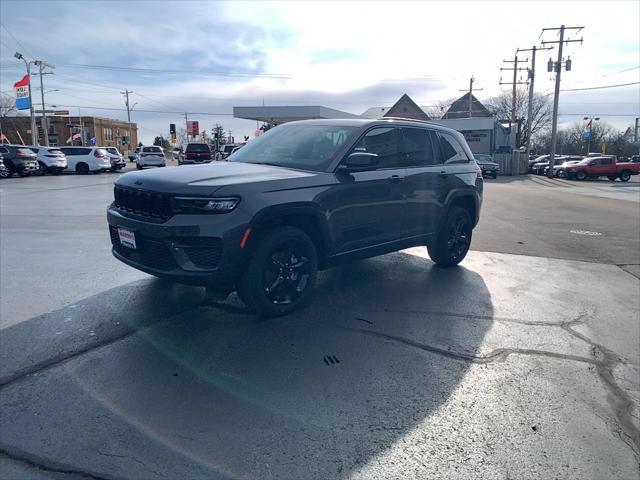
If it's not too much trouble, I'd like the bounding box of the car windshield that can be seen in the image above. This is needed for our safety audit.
[230,124,358,171]
[186,144,210,152]
[105,148,119,155]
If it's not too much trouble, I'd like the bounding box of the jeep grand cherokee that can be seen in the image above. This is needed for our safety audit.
[107,119,483,316]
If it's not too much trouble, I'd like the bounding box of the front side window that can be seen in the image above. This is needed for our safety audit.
[231,124,358,172]
[438,133,469,164]
[402,128,436,167]
[351,127,402,169]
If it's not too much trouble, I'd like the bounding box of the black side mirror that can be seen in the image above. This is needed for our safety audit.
[341,152,379,171]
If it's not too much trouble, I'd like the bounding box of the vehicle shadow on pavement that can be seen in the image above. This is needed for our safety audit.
[0,251,494,479]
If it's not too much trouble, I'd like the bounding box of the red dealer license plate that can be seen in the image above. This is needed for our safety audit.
[117,227,137,250]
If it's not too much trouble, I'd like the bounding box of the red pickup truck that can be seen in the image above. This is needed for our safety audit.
[564,156,640,182]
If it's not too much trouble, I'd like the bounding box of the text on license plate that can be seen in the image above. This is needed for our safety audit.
[118,228,136,249]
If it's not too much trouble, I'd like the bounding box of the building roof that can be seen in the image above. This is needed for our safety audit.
[442,92,492,119]
[383,93,430,121]
[361,106,390,119]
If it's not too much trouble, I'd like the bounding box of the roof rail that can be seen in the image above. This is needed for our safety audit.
[376,117,437,125]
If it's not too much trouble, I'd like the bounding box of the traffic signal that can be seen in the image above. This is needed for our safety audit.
[169,123,176,135]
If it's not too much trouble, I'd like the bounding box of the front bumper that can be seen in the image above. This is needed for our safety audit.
[107,206,251,286]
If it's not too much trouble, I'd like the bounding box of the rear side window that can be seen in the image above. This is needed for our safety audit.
[438,133,470,164]
[187,144,211,153]
[401,128,437,166]
[352,127,402,169]
[142,146,162,153]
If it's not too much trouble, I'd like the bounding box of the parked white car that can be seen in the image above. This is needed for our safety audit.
[58,146,112,174]
[27,146,68,176]
[136,146,166,169]
[103,147,126,172]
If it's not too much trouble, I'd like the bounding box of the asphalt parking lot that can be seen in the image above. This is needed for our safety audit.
[1,168,639,479]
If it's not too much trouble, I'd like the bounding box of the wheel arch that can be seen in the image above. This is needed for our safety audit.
[444,192,479,228]
[247,203,331,267]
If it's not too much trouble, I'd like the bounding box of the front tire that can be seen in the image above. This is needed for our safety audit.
[237,226,318,317]
[75,163,89,174]
[36,162,47,176]
[428,206,472,268]
[619,171,631,182]
[576,171,587,181]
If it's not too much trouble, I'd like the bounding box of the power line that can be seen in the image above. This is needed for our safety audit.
[601,65,639,77]
[560,81,640,92]
[0,22,34,59]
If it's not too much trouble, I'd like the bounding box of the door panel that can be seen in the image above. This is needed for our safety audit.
[401,128,446,236]
[321,127,407,253]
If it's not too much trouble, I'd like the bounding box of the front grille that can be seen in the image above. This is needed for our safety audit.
[113,185,172,221]
[109,226,178,271]
[178,238,223,269]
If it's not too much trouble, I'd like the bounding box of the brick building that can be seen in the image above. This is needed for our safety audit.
[0,115,137,153]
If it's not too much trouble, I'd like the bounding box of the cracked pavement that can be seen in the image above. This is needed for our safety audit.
[1,250,638,479]
[1,173,639,479]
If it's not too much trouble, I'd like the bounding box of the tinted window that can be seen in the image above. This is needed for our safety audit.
[0,147,7,154]
[402,128,436,167]
[438,133,469,164]
[29,147,40,153]
[352,127,402,169]
[231,124,357,172]
[186,144,211,153]
[105,148,120,155]
[60,148,91,155]
[142,146,162,153]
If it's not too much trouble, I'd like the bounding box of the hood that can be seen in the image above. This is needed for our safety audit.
[115,161,318,196]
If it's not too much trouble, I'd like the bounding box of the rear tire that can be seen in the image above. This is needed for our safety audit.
[427,206,472,268]
[0,167,10,178]
[619,171,631,182]
[576,171,587,181]
[75,163,89,174]
[237,226,318,317]
[36,162,47,176]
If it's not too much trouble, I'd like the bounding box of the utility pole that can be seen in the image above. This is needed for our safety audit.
[516,45,553,160]
[541,25,584,177]
[34,60,55,146]
[458,76,483,118]
[500,53,529,122]
[121,89,133,152]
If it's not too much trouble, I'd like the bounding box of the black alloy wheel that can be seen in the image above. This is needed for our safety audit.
[428,206,472,267]
[237,226,318,316]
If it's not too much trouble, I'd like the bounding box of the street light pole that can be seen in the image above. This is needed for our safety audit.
[14,52,37,145]
[34,60,55,146]
[583,116,600,155]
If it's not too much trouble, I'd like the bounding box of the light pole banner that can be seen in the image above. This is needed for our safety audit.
[13,75,31,110]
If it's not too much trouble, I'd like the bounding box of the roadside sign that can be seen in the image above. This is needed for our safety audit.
[53,110,70,115]
[13,75,30,110]
[187,121,199,136]
[34,110,55,114]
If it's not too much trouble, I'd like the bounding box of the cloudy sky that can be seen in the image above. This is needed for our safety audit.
[1,0,638,144]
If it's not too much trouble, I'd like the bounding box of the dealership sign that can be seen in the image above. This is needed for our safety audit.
[13,75,31,110]
[187,120,199,136]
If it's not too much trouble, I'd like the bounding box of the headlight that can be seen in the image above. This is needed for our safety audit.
[172,196,240,213]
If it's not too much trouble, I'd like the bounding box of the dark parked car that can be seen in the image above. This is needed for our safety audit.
[107,119,483,316]
[0,152,10,178]
[0,144,39,177]
[180,143,212,165]
[474,154,499,179]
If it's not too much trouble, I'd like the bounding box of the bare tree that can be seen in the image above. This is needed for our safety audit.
[423,98,456,120]
[0,93,17,118]
[484,89,552,148]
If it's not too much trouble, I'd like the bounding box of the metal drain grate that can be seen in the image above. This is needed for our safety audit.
[323,355,340,365]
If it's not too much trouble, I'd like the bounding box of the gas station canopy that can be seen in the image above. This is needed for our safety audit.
[233,105,360,125]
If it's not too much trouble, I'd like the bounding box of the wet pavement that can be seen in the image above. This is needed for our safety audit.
[0,171,638,479]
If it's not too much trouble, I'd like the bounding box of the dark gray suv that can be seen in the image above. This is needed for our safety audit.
[107,119,483,316]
